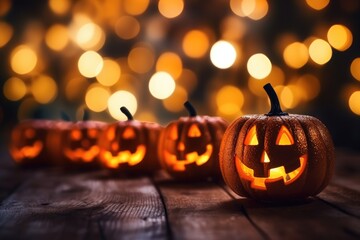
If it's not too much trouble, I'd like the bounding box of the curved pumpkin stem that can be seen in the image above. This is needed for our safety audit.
[263,83,288,116]
[120,107,134,120]
[184,101,197,117]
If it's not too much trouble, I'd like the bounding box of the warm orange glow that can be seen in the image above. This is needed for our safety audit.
[158,0,184,19]
[78,51,104,78]
[236,155,308,190]
[261,151,270,163]
[350,58,360,81]
[244,125,258,146]
[11,141,44,162]
[305,0,329,10]
[114,16,140,40]
[156,52,183,79]
[148,72,176,99]
[188,124,201,137]
[96,58,121,86]
[123,0,150,16]
[163,86,188,113]
[216,85,244,116]
[308,39,332,65]
[10,45,38,75]
[182,30,209,58]
[0,21,13,47]
[85,84,110,112]
[49,0,71,15]
[128,45,155,74]
[283,42,309,69]
[75,22,105,50]
[122,127,136,139]
[327,24,353,51]
[210,40,237,69]
[64,146,100,162]
[45,24,69,51]
[3,77,27,101]
[276,126,294,145]
[348,91,360,115]
[108,91,137,120]
[164,144,213,171]
[31,75,58,104]
[100,145,146,168]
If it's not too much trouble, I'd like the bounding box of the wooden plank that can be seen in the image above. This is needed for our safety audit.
[154,172,265,240]
[0,170,167,240]
[223,184,360,239]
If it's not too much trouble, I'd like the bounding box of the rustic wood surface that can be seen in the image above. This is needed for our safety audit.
[0,148,359,240]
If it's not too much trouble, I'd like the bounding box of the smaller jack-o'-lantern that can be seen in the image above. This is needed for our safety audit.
[9,120,57,167]
[158,101,228,180]
[219,83,335,201]
[98,107,162,174]
[58,112,106,168]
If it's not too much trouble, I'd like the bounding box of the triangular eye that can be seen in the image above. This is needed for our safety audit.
[169,125,178,140]
[122,127,135,139]
[188,124,201,137]
[276,126,294,145]
[71,129,82,140]
[107,127,116,141]
[244,125,258,145]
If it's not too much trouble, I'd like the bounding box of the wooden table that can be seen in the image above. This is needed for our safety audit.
[0,149,359,239]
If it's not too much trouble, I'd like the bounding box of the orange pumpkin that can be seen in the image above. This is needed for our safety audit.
[9,120,59,167]
[98,107,162,174]
[219,83,335,201]
[158,101,228,181]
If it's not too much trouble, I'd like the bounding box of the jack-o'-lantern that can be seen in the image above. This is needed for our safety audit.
[158,101,228,180]
[98,107,162,174]
[9,120,57,167]
[58,112,106,168]
[219,83,335,201]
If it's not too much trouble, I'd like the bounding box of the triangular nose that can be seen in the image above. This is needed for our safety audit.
[261,151,270,163]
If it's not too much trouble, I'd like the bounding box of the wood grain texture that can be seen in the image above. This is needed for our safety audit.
[0,170,167,240]
[154,172,264,240]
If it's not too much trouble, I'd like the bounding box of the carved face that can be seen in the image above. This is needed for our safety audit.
[236,124,308,190]
[163,123,213,171]
[158,116,228,180]
[100,125,146,168]
[63,122,104,163]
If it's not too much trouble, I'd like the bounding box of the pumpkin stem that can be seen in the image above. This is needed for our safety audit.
[120,107,134,120]
[184,101,197,117]
[263,83,288,116]
[61,111,72,121]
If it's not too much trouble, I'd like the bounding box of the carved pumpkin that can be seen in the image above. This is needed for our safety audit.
[98,107,162,174]
[9,120,58,167]
[158,101,228,180]
[57,111,106,168]
[219,83,335,201]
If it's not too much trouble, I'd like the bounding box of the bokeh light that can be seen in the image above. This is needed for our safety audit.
[108,91,137,120]
[230,0,269,20]
[85,84,111,112]
[96,58,121,86]
[78,51,104,78]
[327,24,353,51]
[348,91,360,115]
[182,30,210,58]
[45,24,69,51]
[3,77,27,101]
[156,52,183,79]
[216,85,244,116]
[149,72,176,99]
[75,22,105,50]
[31,75,58,104]
[48,0,71,15]
[123,0,150,16]
[162,86,188,112]
[0,21,13,48]
[210,40,237,69]
[128,45,155,74]
[114,16,141,40]
[247,53,272,79]
[283,42,309,69]
[158,0,184,19]
[10,45,38,75]
[305,0,329,10]
[350,58,360,81]
[308,39,332,65]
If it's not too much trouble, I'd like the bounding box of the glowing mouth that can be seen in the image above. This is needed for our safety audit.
[11,141,44,162]
[64,146,100,162]
[101,145,146,168]
[236,155,307,190]
[164,144,213,171]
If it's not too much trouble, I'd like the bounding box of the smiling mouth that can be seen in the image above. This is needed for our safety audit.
[11,141,44,162]
[235,155,307,190]
[164,144,213,171]
[64,146,100,162]
[100,145,146,168]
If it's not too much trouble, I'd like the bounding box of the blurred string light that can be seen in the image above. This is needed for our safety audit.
[348,91,360,115]
[1,0,360,124]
